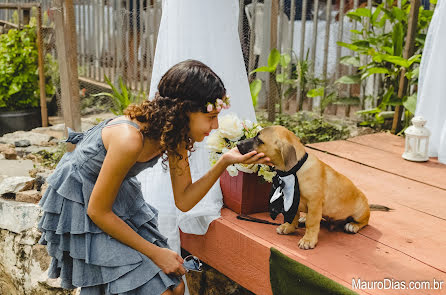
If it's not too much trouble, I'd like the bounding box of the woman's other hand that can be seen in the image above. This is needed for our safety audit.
[151,248,186,277]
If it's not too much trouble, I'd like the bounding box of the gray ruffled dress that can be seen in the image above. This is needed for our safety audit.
[38,118,181,294]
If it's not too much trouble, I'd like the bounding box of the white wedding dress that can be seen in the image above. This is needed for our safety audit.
[416,0,446,164]
[137,0,256,260]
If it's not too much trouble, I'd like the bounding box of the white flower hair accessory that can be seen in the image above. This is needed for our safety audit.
[206,96,231,112]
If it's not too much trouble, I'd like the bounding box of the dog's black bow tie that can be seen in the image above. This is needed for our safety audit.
[269,153,308,223]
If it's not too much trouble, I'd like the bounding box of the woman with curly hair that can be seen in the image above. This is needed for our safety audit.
[37,60,270,295]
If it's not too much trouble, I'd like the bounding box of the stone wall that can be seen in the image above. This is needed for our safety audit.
[0,199,75,295]
[0,123,82,294]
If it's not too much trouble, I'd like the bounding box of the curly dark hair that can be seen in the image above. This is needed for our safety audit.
[124,59,226,169]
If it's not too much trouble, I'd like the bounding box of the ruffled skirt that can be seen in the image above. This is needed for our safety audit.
[38,156,181,294]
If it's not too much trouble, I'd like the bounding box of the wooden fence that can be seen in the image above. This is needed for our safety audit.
[0,0,428,121]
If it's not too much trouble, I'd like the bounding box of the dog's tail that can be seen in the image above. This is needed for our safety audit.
[369,204,393,211]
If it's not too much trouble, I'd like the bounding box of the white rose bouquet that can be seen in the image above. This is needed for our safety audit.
[206,113,276,182]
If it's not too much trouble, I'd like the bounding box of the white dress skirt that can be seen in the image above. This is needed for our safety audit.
[415,0,446,164]
[137,0,257,259]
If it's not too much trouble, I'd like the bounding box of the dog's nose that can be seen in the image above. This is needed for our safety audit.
[237,139,254,155]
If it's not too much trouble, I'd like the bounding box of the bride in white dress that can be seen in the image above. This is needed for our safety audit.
[137,0,256,264]
[416,0,446,164]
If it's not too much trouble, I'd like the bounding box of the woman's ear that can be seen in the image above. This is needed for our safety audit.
[279,141,297,171]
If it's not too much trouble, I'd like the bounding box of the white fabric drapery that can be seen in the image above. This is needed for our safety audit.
[137,0,257,258]
[416,0,446,164]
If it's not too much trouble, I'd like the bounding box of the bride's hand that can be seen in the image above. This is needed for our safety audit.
[222,147,272,166]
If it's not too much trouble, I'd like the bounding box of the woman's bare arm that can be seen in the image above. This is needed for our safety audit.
[87,128,185,275]
[169,147,269,212]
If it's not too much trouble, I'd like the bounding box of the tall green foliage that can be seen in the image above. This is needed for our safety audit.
[336,0,433,127]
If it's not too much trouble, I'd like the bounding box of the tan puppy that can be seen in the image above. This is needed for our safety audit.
[237,125,372,250]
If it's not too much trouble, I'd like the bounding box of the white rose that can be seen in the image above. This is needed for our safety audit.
[226,165,239,177]
[218,114,244,141]
[206,130,227,152]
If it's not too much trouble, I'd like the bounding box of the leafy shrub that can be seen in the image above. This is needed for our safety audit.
[336,0,433,127]
[257,112,349,144]
[0,26,55,111]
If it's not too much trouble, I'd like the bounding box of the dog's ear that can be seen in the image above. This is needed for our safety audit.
[279,142,297,171]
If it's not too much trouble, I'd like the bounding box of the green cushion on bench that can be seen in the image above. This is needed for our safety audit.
[270,247,359,295]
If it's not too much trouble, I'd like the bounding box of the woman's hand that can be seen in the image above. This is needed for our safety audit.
[222,147,272,166]
[151,247,186,277]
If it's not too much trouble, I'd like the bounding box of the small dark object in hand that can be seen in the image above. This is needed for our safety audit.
[183,255,203,272]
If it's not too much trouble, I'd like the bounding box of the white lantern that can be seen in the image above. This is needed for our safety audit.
[402,116,431,162]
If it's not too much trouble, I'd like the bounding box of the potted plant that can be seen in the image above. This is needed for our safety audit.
[206,113,276,214]
[0,25,54,136]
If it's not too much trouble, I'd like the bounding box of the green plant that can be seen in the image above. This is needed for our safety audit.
[257,112,349,144]
[250,48,336,115]
[307,83,340,116]
[336,0,433,127]
[0,26,52,111]
[93,75,145,115]
[249,48,282,109]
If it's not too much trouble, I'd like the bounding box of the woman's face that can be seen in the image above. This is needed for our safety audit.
[189,110,220,142]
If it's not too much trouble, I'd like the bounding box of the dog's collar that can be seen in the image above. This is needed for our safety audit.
[275,152,308,177]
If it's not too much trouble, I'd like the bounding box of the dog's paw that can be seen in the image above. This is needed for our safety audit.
[298,215,306,224]
[344,222,360,233]
[276,223,296,235]
[298,235,317,250]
